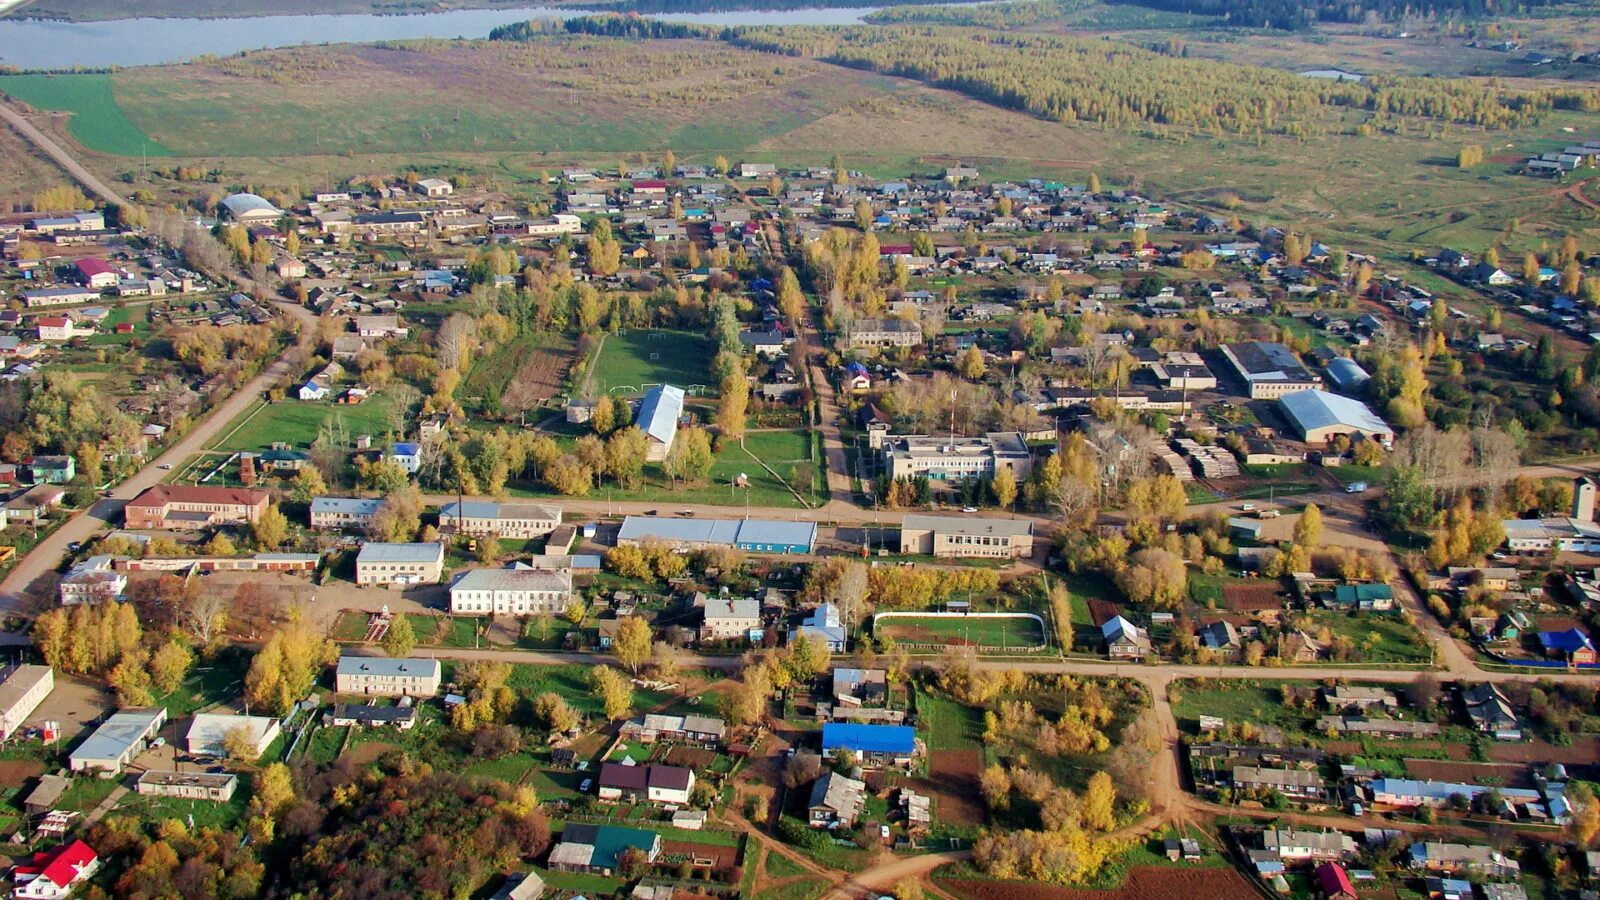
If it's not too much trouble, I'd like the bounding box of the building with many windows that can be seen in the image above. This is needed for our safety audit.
[124,485,269,531]
[1221,341,1322,399]
[439,500,562,539]
[875,432,1033,483]
[334,656,441,697]
[0,665,52,741]
[354,542,445,586]
[310,497,383,530]
[899,514,1034,558]
[448,566,574,616]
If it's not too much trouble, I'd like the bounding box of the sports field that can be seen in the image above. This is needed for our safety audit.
[589,329,713,396]
[876,614,1046,648]
[0,74,170,156]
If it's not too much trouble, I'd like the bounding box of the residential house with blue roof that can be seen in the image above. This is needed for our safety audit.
[636,384,686,462]
[1538,627,1597,665]
[821,723,917,768]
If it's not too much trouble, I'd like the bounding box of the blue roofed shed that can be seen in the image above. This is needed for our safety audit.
[821,723,917,766]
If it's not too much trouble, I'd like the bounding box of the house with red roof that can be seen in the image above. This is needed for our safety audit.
[13,839,98,899]
[124,485,270,531]
[1315,861,1357,900]
[73,258,116,290]
[34,317,83,343]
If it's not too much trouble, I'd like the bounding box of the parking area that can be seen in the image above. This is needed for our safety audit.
[24,673,112,744]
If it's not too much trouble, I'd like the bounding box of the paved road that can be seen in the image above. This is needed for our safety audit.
[0,101,126,207]
[0,301,316,610]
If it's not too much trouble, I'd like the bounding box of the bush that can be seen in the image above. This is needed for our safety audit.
[777,816,830,851]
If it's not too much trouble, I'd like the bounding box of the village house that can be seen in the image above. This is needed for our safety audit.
[847,318,922,349]
[13,840,99,900]
[1409,842,1520,879]
[1259,828,1357,862]
[1232,765,1326,802]
[596,763,695,805]
[697,595,761,642]
[58,555,126,605]
[1103,616,1151,660]
[185,713,281,758]
[808,771,866,828]
[330,704,416,729]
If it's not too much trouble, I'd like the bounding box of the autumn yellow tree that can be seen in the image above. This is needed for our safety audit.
[612,616,652,675]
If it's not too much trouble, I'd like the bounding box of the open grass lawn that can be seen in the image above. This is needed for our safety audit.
[914,688,983,752]
[877,615,1044,649]
[1187,571,1255,607]
[522,765,583,800]
[590,329,714,396]
[0,74,171,156]
[206,397,396,454]
[763,851,811,879]
[460,751,541,784]
[157,650,251,719]
[508,445,817,509]
[760,878,829,900]
[1170,679,1307,736]
[477,663,677,718]
[1309,611,1433,665]
[1328,464,1384,485]
[56,778,120,814]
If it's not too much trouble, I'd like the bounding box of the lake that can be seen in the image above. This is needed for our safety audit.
[0,5,887,70]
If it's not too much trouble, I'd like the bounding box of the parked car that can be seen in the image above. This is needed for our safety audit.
[1345,481,1369,493]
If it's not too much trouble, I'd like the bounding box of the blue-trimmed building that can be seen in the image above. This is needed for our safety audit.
[616,516,816,554]
[821,723,917,767]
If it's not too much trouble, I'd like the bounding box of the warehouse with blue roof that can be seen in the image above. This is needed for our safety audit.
[821,723,918,767]
[616,516,816,554]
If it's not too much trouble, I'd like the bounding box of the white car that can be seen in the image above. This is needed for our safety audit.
[157,463,173,470]
[961,506,978,513]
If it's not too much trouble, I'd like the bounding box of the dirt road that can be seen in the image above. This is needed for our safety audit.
[0,101,126,207]
[0,301,315,611]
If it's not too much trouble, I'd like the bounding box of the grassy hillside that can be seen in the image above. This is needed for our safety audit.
[100,39,904,157]
[0,73,171,156]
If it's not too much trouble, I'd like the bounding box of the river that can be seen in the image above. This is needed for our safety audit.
[0,5,889,70]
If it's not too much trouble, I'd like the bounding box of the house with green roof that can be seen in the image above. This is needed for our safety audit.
[546,824,661,877]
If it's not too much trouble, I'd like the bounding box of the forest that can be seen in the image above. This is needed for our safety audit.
[714,25,1598,131]
[1105,0,1573,30]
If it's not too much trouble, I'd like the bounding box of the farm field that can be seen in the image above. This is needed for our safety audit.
[588,329,714,397]
[0,74,170,156]
[875,614,1046,649]
[205,396,397,454]
[85,40,906,158]
[462,333,574,418]
[942,864,1257,900]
